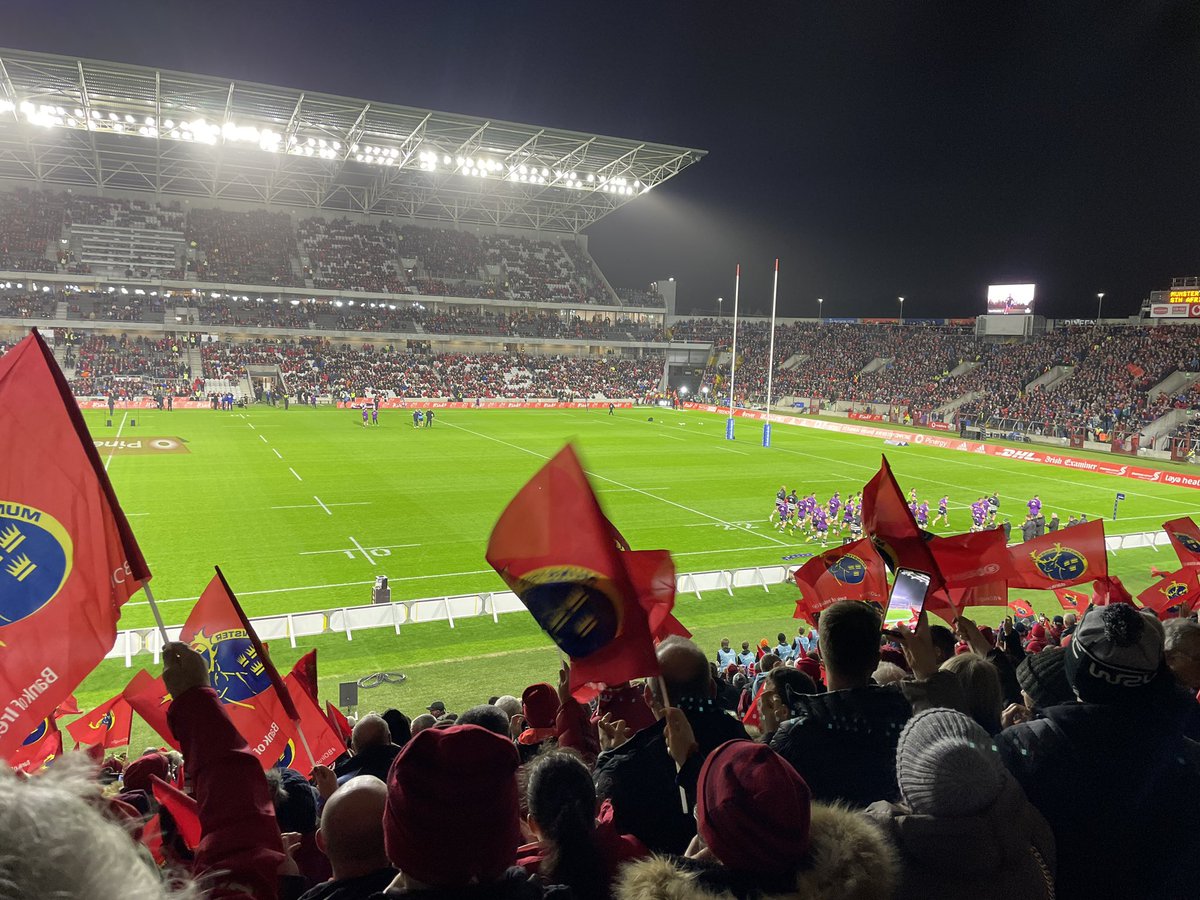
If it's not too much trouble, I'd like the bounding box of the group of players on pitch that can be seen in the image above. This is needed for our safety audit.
[358,405,437,428]
[771,484,1041,546]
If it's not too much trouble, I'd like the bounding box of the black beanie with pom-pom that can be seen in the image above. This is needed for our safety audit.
[1065,604,1166,704]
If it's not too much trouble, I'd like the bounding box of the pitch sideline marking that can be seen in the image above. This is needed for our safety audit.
[103,412,128,472]
[271,501,373,510]
[441,420,792,547]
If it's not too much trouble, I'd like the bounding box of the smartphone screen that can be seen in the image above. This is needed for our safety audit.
[886,568,932,620]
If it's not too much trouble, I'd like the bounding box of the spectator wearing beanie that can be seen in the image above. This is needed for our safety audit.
[769,602,964,808]
[865,709,1056,900]
[594,636,748,855]
[380,724,557,897]
[267,766,331,885]
[616,738,897,900]
[998,604,1200,900]
[1016,645,1074,713]
[518,749,647,899]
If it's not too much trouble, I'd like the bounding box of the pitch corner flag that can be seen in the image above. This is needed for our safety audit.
[0,330,150,761]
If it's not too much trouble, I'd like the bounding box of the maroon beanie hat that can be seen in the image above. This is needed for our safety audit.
[521,683,559,730]
[384,724,521,886]
[795,656,823,685]
[123,752,169,793]
[697,740,812,872]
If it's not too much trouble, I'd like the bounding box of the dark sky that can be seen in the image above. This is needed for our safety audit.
[6,0,1200,318]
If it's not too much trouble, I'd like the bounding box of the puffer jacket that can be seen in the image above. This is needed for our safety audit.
[613,802,898,900]
[864,775,1056,900]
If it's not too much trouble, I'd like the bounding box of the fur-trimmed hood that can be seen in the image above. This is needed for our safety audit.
[613,802,897,900]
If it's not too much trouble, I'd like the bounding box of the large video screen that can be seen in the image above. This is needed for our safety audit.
[987,283,1035,315]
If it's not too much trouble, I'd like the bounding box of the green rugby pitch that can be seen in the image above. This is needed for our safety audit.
[72,405,1200,738]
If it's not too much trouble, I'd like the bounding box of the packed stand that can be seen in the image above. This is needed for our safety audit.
[298,217,405,293]
[0,188,62,273]
[67,334,191,396]
[185,208,304,286]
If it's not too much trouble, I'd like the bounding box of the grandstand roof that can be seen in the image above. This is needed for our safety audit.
[0,48,705,233]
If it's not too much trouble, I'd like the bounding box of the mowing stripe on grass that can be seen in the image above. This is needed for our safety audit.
[442,419,792,547]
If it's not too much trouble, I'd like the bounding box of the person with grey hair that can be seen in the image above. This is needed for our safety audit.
[592,635,748,854]
[458,704,512,736]
[331,714,398,787]
[298,776,396,900]
[1164,617,1200,693]
[494,694,523,721]
[409,713,437,737]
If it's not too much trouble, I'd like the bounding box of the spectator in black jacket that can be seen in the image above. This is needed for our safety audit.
[997,604,1200,900]
[592,636,748,855]
[769,602,962,808]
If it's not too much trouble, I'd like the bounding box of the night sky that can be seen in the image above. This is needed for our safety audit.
[6,1,1199,319]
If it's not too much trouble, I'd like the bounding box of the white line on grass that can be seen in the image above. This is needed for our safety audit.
[441,420,792,547]
[289,467,303,481]
[716,444,749,455]
[248,423,255,430]
[596,487,670,493]
[103,412,128,472]
[313,496,332,515]
[270,501,373,510]
[299,542,419,557]
[259,435,268,444]
[349,535,376,565]
[273,448,283,459]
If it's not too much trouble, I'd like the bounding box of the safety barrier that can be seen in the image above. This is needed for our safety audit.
[105,534,1165,666]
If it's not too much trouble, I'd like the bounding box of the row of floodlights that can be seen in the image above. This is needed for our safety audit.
[0,100,647,194]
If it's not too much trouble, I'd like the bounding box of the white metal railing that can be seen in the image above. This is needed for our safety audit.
[106,532,1167,666]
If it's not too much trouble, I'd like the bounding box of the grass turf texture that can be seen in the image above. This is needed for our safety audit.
[71,405,1200,740]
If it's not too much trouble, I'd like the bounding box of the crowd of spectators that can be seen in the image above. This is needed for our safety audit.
[11,598,1197,899]
[66,333,191,396]
[196,338,663,400]
[298,217,405,293]
[185,208,304,287]
[0,188,62,272]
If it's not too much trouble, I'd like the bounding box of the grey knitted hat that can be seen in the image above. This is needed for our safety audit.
[896,708,1007,817]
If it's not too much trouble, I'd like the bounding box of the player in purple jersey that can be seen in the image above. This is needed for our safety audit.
[916,501,929,527]
[813,506,829,545]
[841,500,854,532]
[908,499,919,518]
[971,499,986,531]
[773,500,789,529]
[934,495,950,527]
[361,405,370,427]
[1027,495,1041,517]
[829,491,841,516]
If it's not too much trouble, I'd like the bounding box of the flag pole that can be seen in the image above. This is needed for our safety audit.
[141,582,171,645]
[657,675,690,815]
[725,263,740,441]
[294,719,318,768]
[763,258,779,448]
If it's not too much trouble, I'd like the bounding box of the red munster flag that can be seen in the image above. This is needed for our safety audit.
[325,702,352,744]
[1008,599,1035,618]
[793,539,889,624]
[1092,575,1134,607]
[289,649,319,704]
[1136,569,1200,615]
[862,456,941,586]
[282,672,345,774]
[122,669,179,751]
[53,694,81,718]
[0,331,150,761]
[929,529,1013,589]
[486,444,679,700]
[932,579,1009,621]
[151,775,202,851]
[65,693,133,749]
[1162,517,1200,569]
[179,569,301,770]
[7,716,63,773]
[1008,519,1107,591]
[1054,587,1090,615]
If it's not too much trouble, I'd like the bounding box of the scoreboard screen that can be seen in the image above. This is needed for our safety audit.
[1168,289,1200,304]
[986,284,1035,315]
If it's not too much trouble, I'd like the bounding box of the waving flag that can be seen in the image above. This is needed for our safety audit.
[53,694,81,718]
[282,672,345,774]
[151,775,202,851]
[1008,599,1034,618]
[1163,517,1200,569]
[929,529,1013,589]
[288,649,319,704]
[1008,519,1107,590]
[325,702,352,744]
[180,569,301,770]
[931,578,1009,621]
[486,444,681,700]
[1137,568,1200,615]
[862,456,941,584]
[7,716,63,773]
[1092,575,1134,606]
[0,331,150,761]
[65,693,133,749]
[122,669,179,750]
[793,538,889,623]
[1054,587,1090,615]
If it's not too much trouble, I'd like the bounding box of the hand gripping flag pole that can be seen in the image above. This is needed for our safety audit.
[726,263,741,441]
